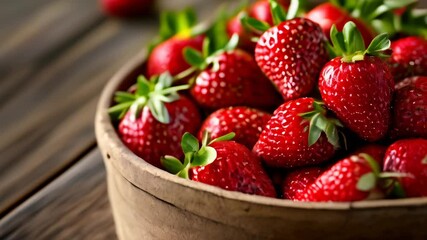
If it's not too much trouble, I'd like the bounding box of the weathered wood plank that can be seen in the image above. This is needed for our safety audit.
[0,0,104,105]
[0,149,117,240]
[0,19,157,215]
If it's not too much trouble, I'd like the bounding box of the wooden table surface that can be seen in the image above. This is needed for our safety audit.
[0,0,225,239]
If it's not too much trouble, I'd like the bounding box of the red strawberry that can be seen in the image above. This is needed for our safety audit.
[319,22,394,142]
[389,36,427,81]
[297,153,383,202]
[305,2,375,46]
[162,132,276,197]
[255,17,328,101]
[352,144,388,167]
[147,35,204,78]
[226,0,289,52]
[383,138,427,197]
[282,167,323,200]
[146,9,204,78]
[198,106,271,149]
[109,73,201,168]
[249,0,290,26]
[390,76,427,139]
[100,0,153,17]
[227,12,257,52]
[253,98,342,168]
[185,36,280,110]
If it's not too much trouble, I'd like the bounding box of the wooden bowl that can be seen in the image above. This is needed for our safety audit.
[95,50,427,240]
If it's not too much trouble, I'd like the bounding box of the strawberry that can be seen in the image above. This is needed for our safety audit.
[100,0,153,17]
[281,167,323,200]
[253,16,328,101]
[147,9,204,78]
[162,132,276,197]
[226,0,289,52]
[198,106,271,149]
[147,35,204,78]
[296,153,383,202]
[253,98,342,168]
[305,2,375,46]
[383,138,427,197]
[249,0,290,26]
[352,144,388,167]
[109,73,201,168]
[389,36,427,81]
[319,22,394,142]
[227,12,257,52]
[184,35,281,110]
[389,76,427,139]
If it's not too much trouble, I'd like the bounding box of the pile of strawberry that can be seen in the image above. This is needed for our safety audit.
[109,0,427,202]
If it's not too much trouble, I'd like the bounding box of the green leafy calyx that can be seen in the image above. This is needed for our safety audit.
[183,34,239,71]
[356,153,410,196]
[355,153,380,191]
[159,8,197,41]
[241,0,305,34]
[330,21,391,62]
[161,131,235,179]
[108,72,189,124]
[299,101,343,148]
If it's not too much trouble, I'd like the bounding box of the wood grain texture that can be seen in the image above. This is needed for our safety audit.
[0,0,104,105]
[0,149,117,240]
[0,17,158,215]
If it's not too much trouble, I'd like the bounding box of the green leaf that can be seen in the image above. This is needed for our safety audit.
[137,76,151,96]
[210,132,235,144]
[108,101,133,120]
[192,146,217,167]
[308,114,322,146]
[241,16,270,33]
[177,154,192,179]
[202,37,211,58]
[204,9,229,55]
[201,130,210,146]
[384,0,417,9]
[356,172,377,191]
[330,25,346,56]
[161,155,184,174]
[286,0,305,20]
[176,8,197,34]
[159,11,176,40]
[365,32,390,55]
[181,132,199,154]
[147,98,170,124]
[184,47,205,68]
[324,122,339,148]
[422,155,427,164]
[343,21,365,53]
[298,110,317,118]
[270,0,287,25]
[155,72,173,91]
[359,153,381,175]
[224,34,239,52]
[114,91,135,103]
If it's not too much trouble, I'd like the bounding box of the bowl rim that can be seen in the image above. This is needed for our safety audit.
[95,48,427,211]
